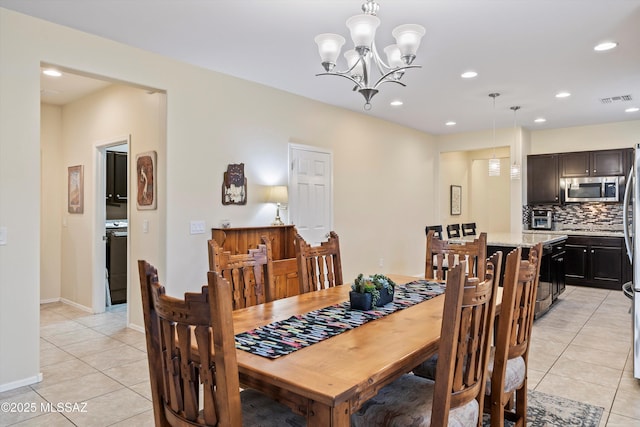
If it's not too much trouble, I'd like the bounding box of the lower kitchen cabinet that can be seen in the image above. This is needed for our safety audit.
[565,235,625,290]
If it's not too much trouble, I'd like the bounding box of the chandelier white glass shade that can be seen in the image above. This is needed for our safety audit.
[314,1,425,110]
[510,106,522,180]
[488,93,501,177]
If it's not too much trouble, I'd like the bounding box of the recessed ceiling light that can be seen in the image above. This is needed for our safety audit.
[555,91,571,98]
[390,100,403,107]
[42,69,62,77]
[460,71,477,79]
[626,107,640,113]
[594,42,618,52]
[445,121,456,126]
[534,118,547,123]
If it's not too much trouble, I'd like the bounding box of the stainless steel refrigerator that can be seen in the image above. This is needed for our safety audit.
[623,143,640,379]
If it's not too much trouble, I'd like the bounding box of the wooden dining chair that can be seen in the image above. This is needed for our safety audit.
[352,254,502,427]
[137,260,305,427]
[294,231,343,293]
[425,230,487,280]
[207,236,275,309]
[425,225,444,240]
[446,223,462,238]
[462,222,477,236]
[484,243,543,427]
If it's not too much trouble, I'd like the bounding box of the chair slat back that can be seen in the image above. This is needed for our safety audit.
[425,230,487,280]
[208,236,275,309]
[294,231,343,293]
[447,224,461,238]
[426,225,444,240]
[431,252,502,426]
[462,222,477,236]
[497,243,542,364]
[138,260,243,427]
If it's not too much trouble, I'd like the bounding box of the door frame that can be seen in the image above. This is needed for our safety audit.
[92,135,130,314]
[288,143,334,240]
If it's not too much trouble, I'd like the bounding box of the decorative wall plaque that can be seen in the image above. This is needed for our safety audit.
[68,165,84,213]
[222,163,247,205]
[136,151,157,210]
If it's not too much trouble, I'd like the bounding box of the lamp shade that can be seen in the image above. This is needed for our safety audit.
[267,186,288,204]
[346,14,380,49]
[314,33,346,67]
[383,44,403,68]
[392,24,425,62]
[344,49,367,81]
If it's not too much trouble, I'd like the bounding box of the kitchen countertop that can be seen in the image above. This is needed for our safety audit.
[525,229,624,238]
[450,232,567,248]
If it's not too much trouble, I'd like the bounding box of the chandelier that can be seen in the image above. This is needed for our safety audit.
[314,0,425,110]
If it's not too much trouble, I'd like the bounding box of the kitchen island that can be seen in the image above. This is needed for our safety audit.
[453,232,568,318]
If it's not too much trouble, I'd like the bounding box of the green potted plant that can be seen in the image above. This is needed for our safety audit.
[350,274,396,310]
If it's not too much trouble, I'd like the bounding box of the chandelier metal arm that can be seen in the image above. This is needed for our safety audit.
[315,71,366,90]
[372,64,421,89]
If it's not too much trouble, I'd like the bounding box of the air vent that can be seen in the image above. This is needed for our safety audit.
[600,94,633,104]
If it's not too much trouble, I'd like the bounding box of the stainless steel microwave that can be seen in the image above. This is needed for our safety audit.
[563,176,619,202]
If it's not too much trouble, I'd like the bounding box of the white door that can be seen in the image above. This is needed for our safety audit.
[289,144,332,245]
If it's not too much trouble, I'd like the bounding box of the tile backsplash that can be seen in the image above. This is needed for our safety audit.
[523,203,625,229]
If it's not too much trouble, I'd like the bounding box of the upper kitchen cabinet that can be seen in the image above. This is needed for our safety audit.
[560,149,629,177]
[528,154,559,204]
[106,151,127,204]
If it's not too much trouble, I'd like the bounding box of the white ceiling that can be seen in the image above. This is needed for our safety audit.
[4,0,639,135]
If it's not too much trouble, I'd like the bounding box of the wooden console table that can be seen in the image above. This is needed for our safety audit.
[211,225,300,298]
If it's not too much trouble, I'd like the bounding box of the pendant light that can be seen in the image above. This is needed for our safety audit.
[510,106,521,180]
[488,93,501,177]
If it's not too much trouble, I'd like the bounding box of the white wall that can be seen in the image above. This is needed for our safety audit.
[531,121,640,154]
[0,8,437,390]
[41,104,63,302]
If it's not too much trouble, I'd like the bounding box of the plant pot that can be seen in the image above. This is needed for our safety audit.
[349,291,373,311]
[376,287,394,306]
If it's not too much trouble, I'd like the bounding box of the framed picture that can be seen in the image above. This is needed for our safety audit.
[450,185,462,215]
[68,165,84,213]
[222,163,247,205]
[136,151,157,210]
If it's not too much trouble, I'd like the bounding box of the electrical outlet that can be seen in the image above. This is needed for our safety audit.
[143,220,149,233]
[379,258,384,268]
[190,220,206,235]
[0,226,7,245]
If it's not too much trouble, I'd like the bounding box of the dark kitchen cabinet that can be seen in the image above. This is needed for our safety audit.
[565,235,624,290]
[560,149,627,178]
[527,154,559,204]
[106,151,127,204]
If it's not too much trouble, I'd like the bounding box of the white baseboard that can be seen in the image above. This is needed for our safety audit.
[40,297,61,304]
[0,373,43,393]
[59,298,93,313]
[128,323,144,334]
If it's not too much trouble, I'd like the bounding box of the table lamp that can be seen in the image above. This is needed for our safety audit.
[267,186,288,225]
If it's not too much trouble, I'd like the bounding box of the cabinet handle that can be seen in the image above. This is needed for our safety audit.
[591,249,595,254]
[585,169,589,173]
[593,169,597,173]
[583,249,587,253]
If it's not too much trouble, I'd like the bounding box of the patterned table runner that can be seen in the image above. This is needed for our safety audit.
[235,280,445,359]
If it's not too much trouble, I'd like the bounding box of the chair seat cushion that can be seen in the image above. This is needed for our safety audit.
[241,388,306,426]
[351,374,479,427]
[485,350,526,395]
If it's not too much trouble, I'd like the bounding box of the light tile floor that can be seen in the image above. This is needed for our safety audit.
[1,285,639,426]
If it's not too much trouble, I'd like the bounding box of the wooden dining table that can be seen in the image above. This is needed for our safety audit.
[231,274,502,427]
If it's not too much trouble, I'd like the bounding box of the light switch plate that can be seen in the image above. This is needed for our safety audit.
[143,220,149,233]
[0,226,7,245]
[190,220,206,235]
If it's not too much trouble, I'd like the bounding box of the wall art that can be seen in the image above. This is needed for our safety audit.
[450,185,462,215]
[68,165,84,213]
[136,151,157,210]
[222,163,247,205]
